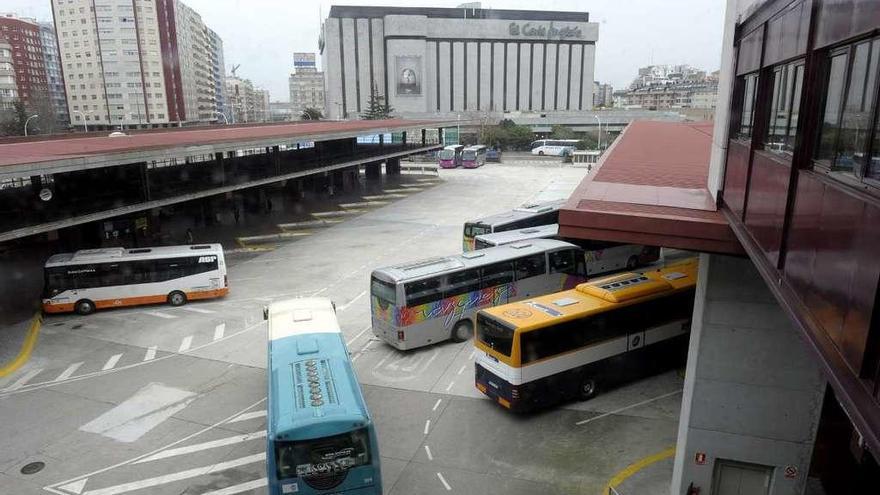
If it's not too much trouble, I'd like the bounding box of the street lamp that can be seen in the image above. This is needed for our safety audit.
[593,115,602,151]
[457,113,461,145]
[24,114,38,136]
[72,110,90,132]
[214,111,229,125]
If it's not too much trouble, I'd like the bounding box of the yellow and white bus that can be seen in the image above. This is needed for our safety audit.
[370,239,587,350]
[474,258,697,411]
[43,244,228,315]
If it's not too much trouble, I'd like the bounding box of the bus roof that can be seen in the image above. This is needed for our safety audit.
[466,199,565,228]
[45,244,224,267]
[443,144,464,150]
[267,298,370,439]
[372,238,579,283]
[465,145,487,151]
[474,223,559,246]
[479,257,699,332]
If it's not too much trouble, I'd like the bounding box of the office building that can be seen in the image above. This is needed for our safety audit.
[289,52,324,118]
[38,22,68,128]
[592,81,612,107]
[0,15,48,113]
[321,6,598,119]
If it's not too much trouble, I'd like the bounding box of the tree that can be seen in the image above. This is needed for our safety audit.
[301,107,323,121]
[0,100,30,137]
[550,124,576,140]
[360,84,393,120]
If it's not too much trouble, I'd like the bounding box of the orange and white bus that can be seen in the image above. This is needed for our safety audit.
[42,244,228,315]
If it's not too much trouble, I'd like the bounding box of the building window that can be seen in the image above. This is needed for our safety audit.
[763,60,804,155]
[814,37,880,185]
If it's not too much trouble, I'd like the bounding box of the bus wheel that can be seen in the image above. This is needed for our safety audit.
[538,151,545,156]
[626,256,639,270]
[452,320,473,342]
[578,378,598,401]
[168,291,187,307]
[75,299,96,315]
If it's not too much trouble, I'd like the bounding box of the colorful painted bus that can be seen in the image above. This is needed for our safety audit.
[462,199,565,251]
[438,144,464,168]
[42,244,228,315]
[266,297,382,495]
[474,258,698,411]
[370,239,587,350]
[462,145,488,168]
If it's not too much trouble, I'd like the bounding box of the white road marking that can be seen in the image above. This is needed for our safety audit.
[145,311,176,319]
[424,420,431,435]
[57,478,88,494]
[432,398,442,411]
[227,410,267,423]
[178,336,193,352]
[445,381,455,392]
[202,478,268,495]
[437,472,452,491]
[134,430,267,463]
[424,445,433,461]
[346,324,372,346]
[80,383,197,443]
[143,346,157,361]
[6,368,43,390]
[457,364,467,375]
[337,290,366,312]
[181,306,215,314]
[101,354,123,371]
[351,339,376,363]
[214,323,226,340]
[469,350,476,360]
[80,453,265,495]
[55,362,84,382]
[575,389,684,426]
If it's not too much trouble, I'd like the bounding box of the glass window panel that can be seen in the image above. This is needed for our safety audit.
[737,74,757,139]
[765,67,787,152]
[816,53,848,162]
[835,41,879,173]
[785,65,805,152]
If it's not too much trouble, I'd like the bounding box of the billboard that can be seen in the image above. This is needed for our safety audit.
[293,52,316,68]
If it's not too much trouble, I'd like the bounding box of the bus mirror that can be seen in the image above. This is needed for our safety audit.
[331,301,337,313]
[263,306,269,321]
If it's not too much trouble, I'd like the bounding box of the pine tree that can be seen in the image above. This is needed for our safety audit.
[1,101,30,137]
[360,83,393,120]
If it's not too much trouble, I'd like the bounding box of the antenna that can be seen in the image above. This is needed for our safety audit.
[231,64,240,77]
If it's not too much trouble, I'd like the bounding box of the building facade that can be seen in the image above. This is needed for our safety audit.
[0,40,17,116]
[224,74,252,123]
[38,21,68,129]
[289,52,324,118]
[321,6,598,119]
[207,28,225,119]
[252,87,268,122]
[171,0,214,123]
[0,15,49,115]
[592,81,612,107]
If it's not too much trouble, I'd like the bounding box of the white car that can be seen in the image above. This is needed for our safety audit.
[108,131,128,137]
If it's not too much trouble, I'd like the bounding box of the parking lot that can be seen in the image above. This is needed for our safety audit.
[0,160,683,495]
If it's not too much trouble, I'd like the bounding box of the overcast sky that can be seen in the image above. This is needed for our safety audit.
[0,0,725,102]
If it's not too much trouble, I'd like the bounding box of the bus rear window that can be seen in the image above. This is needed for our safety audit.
[275,428,371,481]
[477,313,514,356]
[370,276,397,305]
[464,223,491,237]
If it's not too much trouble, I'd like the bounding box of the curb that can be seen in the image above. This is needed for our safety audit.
[0,311,43,378]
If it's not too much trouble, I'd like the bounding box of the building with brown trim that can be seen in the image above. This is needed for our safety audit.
[0,15,49,115]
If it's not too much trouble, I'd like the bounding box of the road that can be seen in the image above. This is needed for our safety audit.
[0,160,683,494]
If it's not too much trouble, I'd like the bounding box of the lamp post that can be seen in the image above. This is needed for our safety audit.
[457,113,461,145]
[214,111,228,125]
[593,115,602,151]
[72,110,89,132]
[24,114,38,136]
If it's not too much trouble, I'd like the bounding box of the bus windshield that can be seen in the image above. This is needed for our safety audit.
[464,222,491,237]
[438,149,455,159]
[476,313,514,356]
[370,276,396,305]
[462,150,476,160]
[276,428,372,481]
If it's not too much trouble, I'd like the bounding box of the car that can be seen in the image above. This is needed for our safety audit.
[108,131,128,137]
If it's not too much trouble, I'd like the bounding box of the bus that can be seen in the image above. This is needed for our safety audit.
[438,144,464,168]
[370,239,587,350]
[462,145,488,168]
[266,297,382,495]
[42,244,228,315]
[474,258,698,411]
[474,224,660,275]
[462,199,565,251]
[530,139,580,156]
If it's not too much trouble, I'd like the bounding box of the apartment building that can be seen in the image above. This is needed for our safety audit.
[252,87,268,122]
[207,28,225,119]
[0,15,48,113]
[0,40,17,115]
[224,74,253,123]
[289,52,324,118]
[38,21,69,128]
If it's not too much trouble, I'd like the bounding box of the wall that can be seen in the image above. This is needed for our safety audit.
[671,254,825,495]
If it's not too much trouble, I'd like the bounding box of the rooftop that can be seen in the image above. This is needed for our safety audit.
[559,120,743,255]
[328,5,589,22]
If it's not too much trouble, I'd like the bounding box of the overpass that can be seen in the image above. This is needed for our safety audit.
[0,119,460,243]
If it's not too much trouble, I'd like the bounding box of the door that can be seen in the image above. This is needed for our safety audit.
[712,460,772,495]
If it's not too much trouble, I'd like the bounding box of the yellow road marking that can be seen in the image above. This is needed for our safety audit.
[602,446,676,494]
[0,312,43,378]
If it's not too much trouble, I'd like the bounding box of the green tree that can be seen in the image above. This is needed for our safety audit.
[360,84,394,120]
[1,100,30,137]
[301,107,323,120]
[550,124,576,140]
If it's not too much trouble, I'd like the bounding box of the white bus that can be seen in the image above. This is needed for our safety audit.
[43,244,228,315]
[370,239,587,350]
[530,139,579,156]
[462,199,565,251]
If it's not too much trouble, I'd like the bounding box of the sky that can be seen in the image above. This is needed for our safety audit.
[0,0,725,102]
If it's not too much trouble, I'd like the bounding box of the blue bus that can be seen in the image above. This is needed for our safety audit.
[266,297,382,494]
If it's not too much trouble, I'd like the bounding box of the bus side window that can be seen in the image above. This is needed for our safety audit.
[549,249,579,275]
[480,262,514,288]
[404,278,443,307]
[446,269,480,297]
[514,254,546,280]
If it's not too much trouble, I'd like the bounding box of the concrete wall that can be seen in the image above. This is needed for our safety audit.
[671,254,826,495]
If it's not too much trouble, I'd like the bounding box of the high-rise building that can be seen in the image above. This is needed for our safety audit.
[0,15,49,115]
[38,21,69,128]
[592,81,613,107]
[289,52,324,118]
[207,28,226,119]
[225,74,253,123]
[52,0,225,129]
[321,6,598,119]
[0,40,17,116]
[253,87,269,122]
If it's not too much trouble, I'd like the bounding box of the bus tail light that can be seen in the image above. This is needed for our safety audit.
[397,330,405,341]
